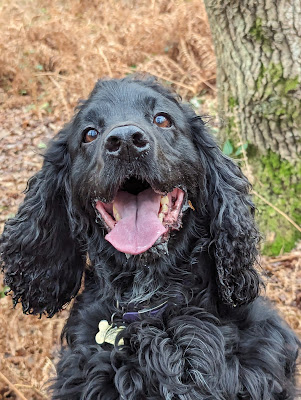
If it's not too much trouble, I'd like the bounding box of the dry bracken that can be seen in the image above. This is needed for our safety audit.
[0,0,216,116]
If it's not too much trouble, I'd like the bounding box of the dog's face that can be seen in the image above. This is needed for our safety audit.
[68,79,201,256]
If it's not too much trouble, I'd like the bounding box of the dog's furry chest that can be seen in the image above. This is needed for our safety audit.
[60,296,298,399]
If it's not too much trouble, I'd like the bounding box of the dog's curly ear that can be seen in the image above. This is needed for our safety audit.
[189,113,261,307]
[0,127,85,317]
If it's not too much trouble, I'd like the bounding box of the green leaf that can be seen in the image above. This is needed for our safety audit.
[25,104,36,111]
[234,142,248,156]
[223,139,233,156]
[40,102,53,113]
[0,286,9,298]
[40,102,50,109]
[190,97,201,109]
[38,142,47,149]
[210,127,219,135]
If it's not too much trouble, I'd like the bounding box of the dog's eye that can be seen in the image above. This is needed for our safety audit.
[83,128,100,143]
[153,113,172,128]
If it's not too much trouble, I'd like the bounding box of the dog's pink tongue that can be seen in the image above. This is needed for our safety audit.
[105,188,167,255]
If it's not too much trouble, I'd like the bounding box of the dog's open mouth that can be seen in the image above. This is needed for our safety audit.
[95,178,186,255]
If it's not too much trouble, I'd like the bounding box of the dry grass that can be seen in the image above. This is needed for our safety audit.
[0,298,66,400]
[0,0,216,118]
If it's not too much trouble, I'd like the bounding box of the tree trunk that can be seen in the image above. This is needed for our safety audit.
[203,0,301,159]
[203,0,301,255]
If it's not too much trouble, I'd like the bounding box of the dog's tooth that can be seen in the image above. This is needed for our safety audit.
[188,200,195,211]
[161,204,169,214]
[158,212,164,222]
[160,195,169,206]
[113,204,121,221]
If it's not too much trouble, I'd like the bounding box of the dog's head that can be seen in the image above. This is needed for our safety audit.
[69,77,201,257]
[1,75,260,316]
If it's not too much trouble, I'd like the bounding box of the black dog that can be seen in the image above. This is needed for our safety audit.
[1,75,299,399]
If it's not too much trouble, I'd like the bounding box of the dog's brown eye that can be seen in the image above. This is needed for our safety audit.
[83,128,99,143]
[153,113,172,128]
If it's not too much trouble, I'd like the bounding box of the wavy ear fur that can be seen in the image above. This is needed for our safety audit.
[188,113,261,306]
[0,128,85,317]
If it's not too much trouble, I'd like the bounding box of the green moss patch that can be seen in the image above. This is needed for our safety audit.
[252,151,301,255]
[249,18,269,44]
[255,62,299,99]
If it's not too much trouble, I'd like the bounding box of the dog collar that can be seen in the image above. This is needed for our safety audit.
[95,300,169,346]
[122,300,169,323]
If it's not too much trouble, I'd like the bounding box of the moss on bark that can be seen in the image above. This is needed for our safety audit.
[251,151,301,255]
[254,63,300,126]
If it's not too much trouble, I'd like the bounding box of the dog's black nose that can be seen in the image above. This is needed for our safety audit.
[105,125,149,161]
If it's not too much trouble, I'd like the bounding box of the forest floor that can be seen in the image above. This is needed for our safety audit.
[0,0,300,398]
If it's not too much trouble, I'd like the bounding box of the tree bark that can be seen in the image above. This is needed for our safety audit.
[203,0,301,255]
[203,0,301,160]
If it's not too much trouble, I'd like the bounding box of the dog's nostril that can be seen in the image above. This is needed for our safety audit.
[106,136,121,153]
[132,132,148,149]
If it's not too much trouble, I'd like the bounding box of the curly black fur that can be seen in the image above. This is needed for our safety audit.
[1,75,299,399]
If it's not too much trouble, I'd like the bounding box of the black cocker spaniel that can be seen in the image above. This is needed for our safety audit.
[1,75,299,399]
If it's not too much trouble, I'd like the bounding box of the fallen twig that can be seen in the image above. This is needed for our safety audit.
[48,76,71,118]
[252,190,301,234]
[98,47,113,77]
[265,252,301,264]
[0,371,29,400]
